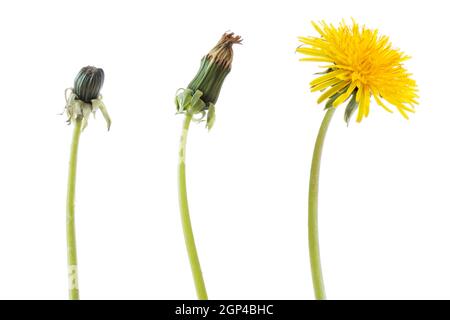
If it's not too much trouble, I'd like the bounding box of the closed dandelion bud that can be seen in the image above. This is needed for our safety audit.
[65,66,111,131]
[74,66,104,103]
[176,32,242,130]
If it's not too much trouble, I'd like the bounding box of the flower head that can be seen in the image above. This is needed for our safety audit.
[297,20,418,123]
[74,66,105,103]
[65,66,111,130]
[176,32,242,130]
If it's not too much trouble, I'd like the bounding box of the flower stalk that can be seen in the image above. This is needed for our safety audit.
[308,107,335,300]
[66,117,82,300]
[178,113,208,299]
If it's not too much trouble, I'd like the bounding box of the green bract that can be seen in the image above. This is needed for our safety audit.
[323,84,360,126]
[175,89,216,130]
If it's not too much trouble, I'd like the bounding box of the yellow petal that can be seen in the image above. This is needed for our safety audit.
[311,77,342,92]
[356,87,367,122]
[333,81,357,107]
[373,94,393,113]
[310,70,346,86]
[317,81,350,104]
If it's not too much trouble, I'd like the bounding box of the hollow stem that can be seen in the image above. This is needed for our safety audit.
[308,107,335,300]
[66,118,82,300]
[178,113,208,300]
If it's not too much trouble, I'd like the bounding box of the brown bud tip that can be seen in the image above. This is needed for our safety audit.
[206,32,242,69]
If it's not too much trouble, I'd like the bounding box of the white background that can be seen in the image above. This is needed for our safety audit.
[0,0,448,300]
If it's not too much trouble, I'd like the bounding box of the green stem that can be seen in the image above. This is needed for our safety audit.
[178,113,208,300]
[66,118,82,300]
[308,107,335,300]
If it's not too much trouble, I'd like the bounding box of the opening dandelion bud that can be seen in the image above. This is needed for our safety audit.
[176,32,242,130]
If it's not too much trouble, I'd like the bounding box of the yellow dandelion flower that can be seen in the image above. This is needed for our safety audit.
[297,20,419,123]
[299,20,420,301]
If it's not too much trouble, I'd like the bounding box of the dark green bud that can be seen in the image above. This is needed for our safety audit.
[74,66,104,103]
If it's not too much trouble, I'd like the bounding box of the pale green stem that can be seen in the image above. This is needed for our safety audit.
[309,107,335,300]
[178,113,208,300]
[66,118,82,300]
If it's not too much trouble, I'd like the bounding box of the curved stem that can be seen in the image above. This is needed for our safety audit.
[178,113,208,300]
[66,118,82,300]
[308,107,335,300]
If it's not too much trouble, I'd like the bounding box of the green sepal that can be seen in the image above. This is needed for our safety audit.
[190,90,206,114]
[175,88,207,115]
[92,98,112,131]
[65,91,111,131]
[175,88,194,113]
[206,103,216,130]
[324,84,351,110]
[314,68,333,76]
[175,88,216,130]
[192,111,206,123]
[344,92,359,125]
[81,104,92,131]
[324,92,341,110]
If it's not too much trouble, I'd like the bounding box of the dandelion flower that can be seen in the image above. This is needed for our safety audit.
[297,20,418,123]
[297,21,418,300]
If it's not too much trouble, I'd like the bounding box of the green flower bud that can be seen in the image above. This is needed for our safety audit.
[74,66,104,103]
[65,66,111,131]
[176,32,242,130]
[187,33,241,106]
